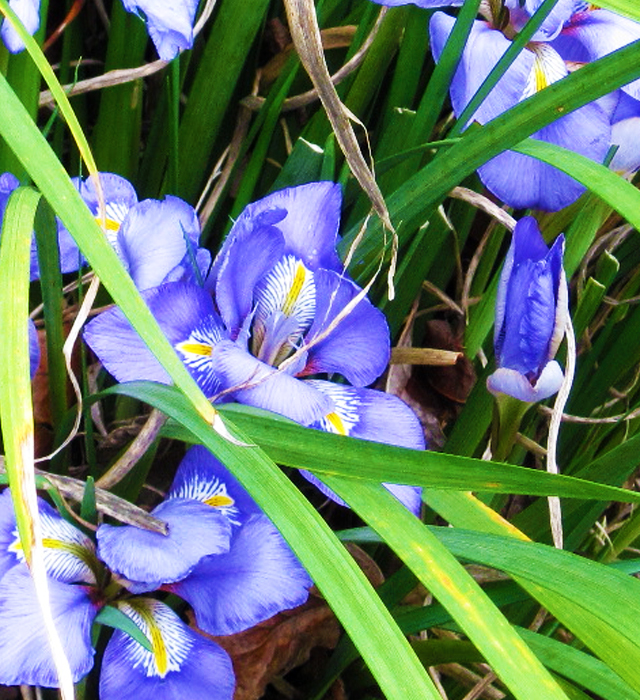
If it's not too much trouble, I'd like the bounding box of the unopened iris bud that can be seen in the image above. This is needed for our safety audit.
[487,216,568,403]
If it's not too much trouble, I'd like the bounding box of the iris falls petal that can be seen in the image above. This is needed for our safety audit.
[168,445,261,526]
[170,514,312,636]
[97,499,231,589]
[0,566,96,686]
[100,598,234,700]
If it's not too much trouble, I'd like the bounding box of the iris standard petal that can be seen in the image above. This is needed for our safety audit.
[251,254,317,366]
[429,14,534,126]
[214,218,285,337]
[302,269,390,386]
[170,514,312,636]
[487,361,565,402]
[477,97,610,211]
[210,340,333,424]
[505,0,576,41]
[97,499,231,589]
[1,0,40,53]
[0,565,96,686]
[231,182,344,272]
[84,281,227,395]
[117,196,202,291]
[121,0,199,61]
[168,445,261,526]
[552,9,640,100]
[99,598,234,700]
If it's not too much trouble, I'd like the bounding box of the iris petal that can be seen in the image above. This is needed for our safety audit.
[84,281,227,394]
[229,182,344,272]
[97,499,231,590]
[100,598,234,700]
[0,489,97,584]
[213,218,285,337]
[28,317,40,377]
[303,269,390,386]
[301,381,425,514]
[429,14,534,126]
[121,0,199,61]
[552,9,640,100]
[487,362,565,402]
[0,565,96,686]
[1,0,40,53]
[118,196,202,291]
[211,340,333,424]
[168,445,261,526]
[170,514,312,636]
[477,99,610,211]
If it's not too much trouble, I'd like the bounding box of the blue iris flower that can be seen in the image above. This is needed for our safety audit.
[121,0,200,61]
[0,447,311,697]
[1,0,40,53]
[84,182,425,514]
[368,0,640,211]
[487,217,568,403]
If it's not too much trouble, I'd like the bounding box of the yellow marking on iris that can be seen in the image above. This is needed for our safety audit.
[205,495,234,508]
[282,262,306,316]
[149,624,169,677]
[326,412,348,436]
[94,216,121,232]
[177,342,212,356]
[133,604,169,678]
[10,537,95,570]
[534,61,548,93]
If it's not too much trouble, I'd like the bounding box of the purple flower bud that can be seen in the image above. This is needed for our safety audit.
[487,217,568,403]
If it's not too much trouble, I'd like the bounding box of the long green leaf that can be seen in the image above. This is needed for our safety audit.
[0,187,74,697]
[161,402,640,505]
[322,476,571,700]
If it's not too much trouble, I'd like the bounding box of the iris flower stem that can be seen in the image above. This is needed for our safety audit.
[491,394,532,463]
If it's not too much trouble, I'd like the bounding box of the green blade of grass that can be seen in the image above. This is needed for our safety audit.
[322,476,571,700]
[0,186,74,698]
[160,401,640,505]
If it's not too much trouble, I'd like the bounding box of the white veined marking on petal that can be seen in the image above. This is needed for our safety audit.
[252,255,316,365]
[253,256,316,341]
[95,201,132,247]
[8,510,97,584]
[170,476,240,526]
[175,318,225,396]
[306,381,361,437]
[521,43,568,101]
[118,599,193,679]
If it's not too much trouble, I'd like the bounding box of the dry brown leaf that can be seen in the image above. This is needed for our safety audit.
[283,0,392,232]
[261,25,357,88]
